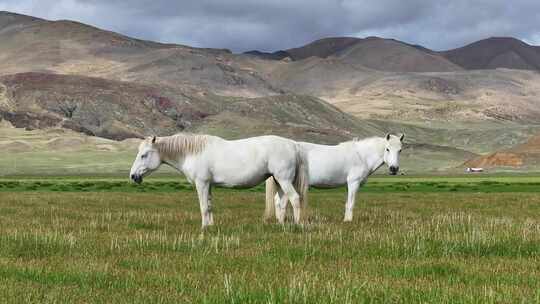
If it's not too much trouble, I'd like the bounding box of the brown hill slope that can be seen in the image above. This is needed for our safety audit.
[0,11,279,97]
[441,37,540,70]
[252,35,540,72]
[267,56,378,98]
[280,36,461,72]
[0,10,42,28]
[333,37,462,72]
[0,72,202,139]
[0,11,173,72]
[285,37,361,60]
[465,133,540,168]
[0,72,387,142]
[268,55,540,125]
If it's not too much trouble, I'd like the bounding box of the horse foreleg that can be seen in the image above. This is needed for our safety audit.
[195,180,213,227]
[344,180,361,222]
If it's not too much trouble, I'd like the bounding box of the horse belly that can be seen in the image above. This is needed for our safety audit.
[210,162,268,188]
[308,153,349,187]
[308,165,347,187]
[212,171,268,188]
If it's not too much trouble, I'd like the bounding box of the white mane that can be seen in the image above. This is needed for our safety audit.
[341,136,384,148]
[155,133,209,159]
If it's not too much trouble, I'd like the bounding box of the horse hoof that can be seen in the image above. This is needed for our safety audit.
[201,223,214,229]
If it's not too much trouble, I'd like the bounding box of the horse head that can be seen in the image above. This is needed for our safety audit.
[130,136,162,183]
[383,133,404,175]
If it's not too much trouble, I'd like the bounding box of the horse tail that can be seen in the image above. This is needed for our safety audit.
[264,176,278,221]
[294,144,309,222]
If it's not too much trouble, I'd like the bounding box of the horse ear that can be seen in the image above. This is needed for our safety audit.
[385,133,391,141]
[151,136,156,144]
[399,133,405,142]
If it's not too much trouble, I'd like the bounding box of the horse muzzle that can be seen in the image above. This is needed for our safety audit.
[389,166,399,175]
[131,174,143,184]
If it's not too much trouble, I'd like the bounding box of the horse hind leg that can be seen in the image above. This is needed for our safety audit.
[275,180,301,224]
[207,186,214,225]
[264,177,278,222]
[275,189,288,224]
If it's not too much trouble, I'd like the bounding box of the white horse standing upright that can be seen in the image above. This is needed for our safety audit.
[130,134,309,227]
[266,134,404,222]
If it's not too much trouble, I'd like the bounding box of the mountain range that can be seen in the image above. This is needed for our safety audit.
[246,35,540,71]
[1,11,540,172]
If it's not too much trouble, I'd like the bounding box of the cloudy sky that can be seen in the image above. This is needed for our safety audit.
[1,0,539,52]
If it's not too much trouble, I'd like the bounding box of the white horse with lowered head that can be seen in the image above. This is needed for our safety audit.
[130,133,309,227]
[266,133,404,222]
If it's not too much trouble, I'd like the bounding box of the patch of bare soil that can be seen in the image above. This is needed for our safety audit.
[96,144,117,151]
[45,137,85,150]
[465,152,524,167]
[0,140,33,152]
[464,133,540,167]
[513,134,540,153]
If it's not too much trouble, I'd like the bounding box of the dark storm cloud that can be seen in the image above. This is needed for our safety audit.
[1,0,539,52]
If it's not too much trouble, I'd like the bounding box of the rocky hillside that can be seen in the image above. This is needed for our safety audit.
[0,72,387,142]
[0,11,278,97]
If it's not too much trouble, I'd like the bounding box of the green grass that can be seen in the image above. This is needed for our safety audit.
[3,175,540,193]
[0,177,539,303]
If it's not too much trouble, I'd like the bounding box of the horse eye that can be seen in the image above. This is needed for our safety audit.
[141,154,147,159]
[386,148,390,152]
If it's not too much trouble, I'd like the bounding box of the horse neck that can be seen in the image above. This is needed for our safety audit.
[354,137,385,173]
[157,135,212,172]
[161,153,186,172]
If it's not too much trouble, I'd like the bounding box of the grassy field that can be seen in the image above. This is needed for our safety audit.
[1,176,540,303]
